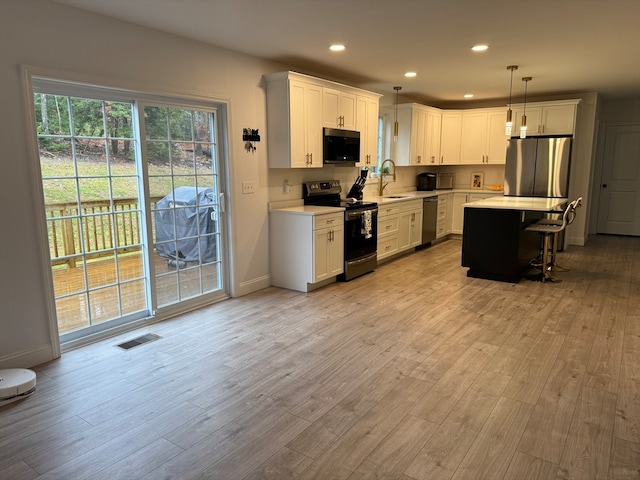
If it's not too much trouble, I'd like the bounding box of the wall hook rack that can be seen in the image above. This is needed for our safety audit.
[243,128,260,153]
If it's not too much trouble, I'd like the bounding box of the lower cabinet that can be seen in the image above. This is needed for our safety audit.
[378,199,422,261]
[436,193,451,238]
[270,210,344,292]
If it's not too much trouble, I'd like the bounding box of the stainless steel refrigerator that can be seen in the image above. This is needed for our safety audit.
[504,136,572,198]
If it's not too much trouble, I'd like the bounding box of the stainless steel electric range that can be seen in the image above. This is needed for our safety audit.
[303,180,378,281]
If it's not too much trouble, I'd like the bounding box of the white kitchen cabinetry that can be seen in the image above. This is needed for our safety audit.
[436,193,451,239]
[451,192,499,234]
[270,210,343,292]
[323,88,356,130]
[511,101,578,136]
[265,71,381,169]
[460,109,508,165]
[440,111,462,165]
[265,74,323,168]
[377,199,422,261]
[356,94,380,167]
[394,104,442,166]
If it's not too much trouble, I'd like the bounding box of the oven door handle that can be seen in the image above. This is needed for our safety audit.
[345,208,378,221]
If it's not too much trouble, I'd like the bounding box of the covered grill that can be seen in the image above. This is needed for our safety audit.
[154,186,218,264]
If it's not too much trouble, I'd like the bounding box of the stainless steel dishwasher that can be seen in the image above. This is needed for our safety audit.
[421,196,438,245]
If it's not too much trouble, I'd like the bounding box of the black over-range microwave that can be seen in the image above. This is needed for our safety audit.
[323,128,360,166]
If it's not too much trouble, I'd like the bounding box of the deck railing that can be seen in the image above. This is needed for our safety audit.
[46,197,161,267]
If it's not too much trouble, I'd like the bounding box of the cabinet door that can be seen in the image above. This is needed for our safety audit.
[413,107,428,165]
[356,95,379,167]
[440,112,462,164]
[306,84,324,168]
[540,104,575,135]
[328,225,344,277]
[486,110,509,164]
[460,112,488,164]
[289,80,323,168]
[323,88,356,129]
[313,226,343,282]
[397,211,412,251]
[409,209,423,247]
[313,227,330,282]
[426,110,442,164]
[512,106,542,137]
[451,193,468,234]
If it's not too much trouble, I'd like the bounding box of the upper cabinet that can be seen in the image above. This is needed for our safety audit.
[264,71,381,169]
[323,88,356,130]
[511,100,578,136]
[440,111,462,165]
[393,104,442,166]
[459,109,509,165]
[356,95,379,168]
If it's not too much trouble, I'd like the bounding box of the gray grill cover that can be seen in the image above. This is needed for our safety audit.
[155,187,217,262]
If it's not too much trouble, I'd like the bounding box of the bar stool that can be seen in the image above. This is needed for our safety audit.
[535,197,582,272]
[525,197,581,282]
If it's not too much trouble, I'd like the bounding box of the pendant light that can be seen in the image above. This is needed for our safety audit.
[393,86,401,142]
[505,65,518,136]
[520,76,532,138]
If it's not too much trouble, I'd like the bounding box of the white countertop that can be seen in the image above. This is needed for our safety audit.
[270,205,345,216]
[464,196,567,212]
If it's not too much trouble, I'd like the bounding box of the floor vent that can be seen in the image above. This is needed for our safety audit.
[116,333,161,350]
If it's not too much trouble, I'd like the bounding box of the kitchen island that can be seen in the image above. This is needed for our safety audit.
[461,196,567,282]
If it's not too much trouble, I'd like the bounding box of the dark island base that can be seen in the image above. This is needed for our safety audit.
[461,207,543,283]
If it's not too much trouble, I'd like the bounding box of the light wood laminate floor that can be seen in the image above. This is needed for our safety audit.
[1,235,639,480]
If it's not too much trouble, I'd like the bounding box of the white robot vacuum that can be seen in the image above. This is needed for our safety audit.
[0,369,37,407]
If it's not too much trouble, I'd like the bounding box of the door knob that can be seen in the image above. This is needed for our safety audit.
[602,184,607,188]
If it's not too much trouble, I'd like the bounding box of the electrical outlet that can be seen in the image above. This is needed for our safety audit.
[242,181,255,194]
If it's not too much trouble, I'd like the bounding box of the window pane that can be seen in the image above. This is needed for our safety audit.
[71,98,104,137]
[75,139,108,177]
[144,106,169,140]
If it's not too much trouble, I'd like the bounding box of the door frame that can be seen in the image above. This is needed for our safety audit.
[591,120,640,236]
[21,66,233,354]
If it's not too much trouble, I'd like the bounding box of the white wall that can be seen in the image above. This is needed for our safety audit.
[0,0,289,367]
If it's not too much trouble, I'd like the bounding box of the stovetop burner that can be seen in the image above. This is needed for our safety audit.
[341,200,378,210]
[302,180,377,211]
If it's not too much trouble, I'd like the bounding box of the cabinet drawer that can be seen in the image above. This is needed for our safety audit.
[378,235,399,259]
[378,216,399,236]
[378,204,402,217]
[314,213,343,230]
[436,221,447,238]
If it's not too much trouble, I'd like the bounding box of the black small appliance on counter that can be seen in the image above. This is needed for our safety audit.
[416,172,436,191]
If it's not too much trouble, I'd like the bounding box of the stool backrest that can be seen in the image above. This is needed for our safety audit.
[564,196,582,228]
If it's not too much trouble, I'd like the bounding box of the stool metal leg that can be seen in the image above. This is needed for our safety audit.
[547,232,569,272]
[540,233,560,283]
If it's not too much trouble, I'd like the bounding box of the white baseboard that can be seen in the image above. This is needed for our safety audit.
[0,344,58,369]
[234,274,271,297]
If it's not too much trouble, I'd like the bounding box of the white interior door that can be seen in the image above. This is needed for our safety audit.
[597,124,640,236]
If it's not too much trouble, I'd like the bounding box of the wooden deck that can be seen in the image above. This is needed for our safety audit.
[53,252,220,333]
[2,234,638,479]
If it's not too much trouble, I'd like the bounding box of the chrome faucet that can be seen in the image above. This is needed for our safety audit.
[378,159,397,196]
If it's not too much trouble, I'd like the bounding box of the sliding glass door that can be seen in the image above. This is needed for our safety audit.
[143,105,223,308]
[32,82,227,342]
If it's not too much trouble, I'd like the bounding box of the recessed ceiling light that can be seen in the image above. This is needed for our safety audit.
[404,72,417,77]
[471,45,489,52]
[329,44,346,52]
[464,94,474,98]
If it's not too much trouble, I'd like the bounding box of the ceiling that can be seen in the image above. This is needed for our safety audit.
[53,0,640,107]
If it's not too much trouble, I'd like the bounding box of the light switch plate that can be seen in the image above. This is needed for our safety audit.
[242,181,255,194]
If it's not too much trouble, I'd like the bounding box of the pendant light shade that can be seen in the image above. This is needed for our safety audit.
[505,65,518,136]
[393,86,401,142]
[520,77,532,138]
